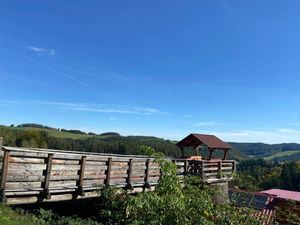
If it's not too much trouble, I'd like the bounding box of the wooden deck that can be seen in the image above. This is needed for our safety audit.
[0,146,236,205]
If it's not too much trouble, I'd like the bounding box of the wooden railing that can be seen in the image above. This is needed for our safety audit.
[173,159,236,183]
[0,146,236,205]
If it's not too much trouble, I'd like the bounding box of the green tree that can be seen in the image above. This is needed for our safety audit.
[280,162,299,191]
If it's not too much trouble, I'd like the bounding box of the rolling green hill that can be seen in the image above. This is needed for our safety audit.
[263,150,300,161]
[229,142,300,162]
[4,123,300,162]
[11,126,92,139]
[0,124,248,161]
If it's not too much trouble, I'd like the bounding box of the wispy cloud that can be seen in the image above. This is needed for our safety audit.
[1,99,164,116]
[28,46,55,56]
[289,122,300,126]
[277,128,300,135]
[208,128,300,144]
[193,121,234,127]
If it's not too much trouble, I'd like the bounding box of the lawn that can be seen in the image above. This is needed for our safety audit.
[0,205,39,225]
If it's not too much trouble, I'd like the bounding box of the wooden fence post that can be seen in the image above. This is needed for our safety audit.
[77,156,86,196]
[42,154,53,200]
[200,161,206,181]
[144,159,151,189]
[232,161,236,173]
[105,158,112,186]
[218,160,222,178]
[0,147,10,204]
[0,137,3,158]
[126,159,133,190]
[184,160,188,176]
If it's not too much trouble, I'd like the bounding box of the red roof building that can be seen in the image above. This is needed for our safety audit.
[260,189,300,202]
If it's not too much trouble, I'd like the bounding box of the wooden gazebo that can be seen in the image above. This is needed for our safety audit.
[176,133,232,160]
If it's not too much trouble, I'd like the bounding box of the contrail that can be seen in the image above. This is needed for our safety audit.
[21,56,94,89]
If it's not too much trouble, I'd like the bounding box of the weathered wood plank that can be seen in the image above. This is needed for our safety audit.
[52,170,79,177]
[49,181,77,188]
[221,166,234,171]
[7,175,44,182]
[85,161,107,166]
[8,164,47,171]
[0,150,10,203]
[7,170,43,177]
[83,180,104,187]
[9,157,45,164]
[7,175,82,182]
[51,164,81,171]
[4,146,154,161]
[6,181,42,189]
[203,167,218,172]
[6,191,101,205]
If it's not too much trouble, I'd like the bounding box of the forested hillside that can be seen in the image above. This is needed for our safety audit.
[4,124,300,162]
[229,142,300,162]
[0,124,247,161]
[230,159,300,192]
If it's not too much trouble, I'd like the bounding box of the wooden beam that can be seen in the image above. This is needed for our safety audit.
[195,145,201,156]
[77,156,86,196]
[223,149,228,160]
[184,160,188,176]
[0,137,3,148]
[232,160,236,173]
[218,160,222,178]
[208,149,214,160]
[126,159,133,190]
[200,160,205,181]
[144,159,151,189]
[105,158,112,186]
[0,149,10,203]
[0,137,3,158]
[42,154,53,200]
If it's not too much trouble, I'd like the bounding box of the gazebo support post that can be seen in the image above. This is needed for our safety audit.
[223,149,228,160]
[208,148,214,160]
[195,145,200,156]
[181,148,184,158]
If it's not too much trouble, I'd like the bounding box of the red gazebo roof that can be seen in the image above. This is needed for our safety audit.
[176,133,232,150]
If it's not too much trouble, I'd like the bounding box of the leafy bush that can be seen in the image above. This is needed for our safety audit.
[95,151,259,225]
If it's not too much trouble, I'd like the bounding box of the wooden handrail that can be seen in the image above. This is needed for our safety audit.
[0,142,236,205]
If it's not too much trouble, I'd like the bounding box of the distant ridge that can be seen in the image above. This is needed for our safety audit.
[229,142,300,162]
[0,124,247,161]
[4,123,300,161]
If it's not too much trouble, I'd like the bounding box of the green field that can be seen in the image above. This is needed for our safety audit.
[8,126,95,140]
[263,150,300,161]
[0,205,39,225]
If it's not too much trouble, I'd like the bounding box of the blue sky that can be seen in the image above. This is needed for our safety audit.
[1,1,300,143]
